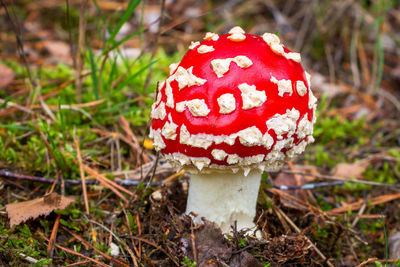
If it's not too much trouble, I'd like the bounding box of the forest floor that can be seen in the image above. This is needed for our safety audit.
[1,0,400,266]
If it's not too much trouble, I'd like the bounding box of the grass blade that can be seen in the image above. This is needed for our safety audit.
[106,0,141,46]
[112,59,158,95]
[0,123,33,131]
[107,55,119,89]
[103,29,144,55]
[92,0,110,33]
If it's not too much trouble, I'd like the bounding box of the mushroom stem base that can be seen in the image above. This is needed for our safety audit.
[186,170,262,234]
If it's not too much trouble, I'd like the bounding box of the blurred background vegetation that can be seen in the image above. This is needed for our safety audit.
[0,0,400,266]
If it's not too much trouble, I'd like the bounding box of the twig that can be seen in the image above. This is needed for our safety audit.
[65,228,130,267]
[1,0,36,88]
[136,213,142,261]
[84,166,129,203]
[37,125,66,175]
[268,188,314,211]
[74,136,90,214]
[92,128,150,164]
[120,116,149,164]
[121,204,140,259]
[325,44,336,84]
[350,12,362,90]
[18,253,38,264]
[328,192,400,214]
[0,169,162,187]
[64,260,91,267]
[287,161,310,204]
[0,99,33,114]
[65,0,76,69]
[190,220,198,264]
[275,207,334,267]
[144,152,160,190]
[345,236,360,265]
[85,165,134,196]
[377,88,400,114]
[279,170,400,188]
[294,0,314,51]
[40,72,91,100]
[108,221,114,248]
[162,169,185,184]
[143,0,166,94]
[47,213,61,258]
[75,0,89,103]
[41,234,111,267]
[350,202,367,228]
[356,258,400,267]
[130,236,179,266]
[87,218,139,267]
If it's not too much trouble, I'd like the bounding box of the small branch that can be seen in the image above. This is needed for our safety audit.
[41,234,111,267]
[129,236,179,266]
[75,0,89,103]
[275,207,334,267]
[1,0,36,88]
[65,227,130,267]
[350,202,367,228]
[143,0,166,94]
[278,170,400,188]
[47,213,61,258]
[0,169,161,187]
[65,0,77,69]
[87,218,139,267]
[190,220,198,264]
[356,258,400,267]
[18,253,38,265]
[74,136,90,214]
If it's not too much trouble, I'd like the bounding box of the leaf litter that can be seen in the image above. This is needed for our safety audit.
[0,63,15,89]
[5,192,75,227]
[1,0,400,266]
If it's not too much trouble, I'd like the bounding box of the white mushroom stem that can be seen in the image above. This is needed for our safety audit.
[186,170,262,234]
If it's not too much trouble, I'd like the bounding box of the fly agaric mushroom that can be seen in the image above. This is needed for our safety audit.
[149,26,317,233]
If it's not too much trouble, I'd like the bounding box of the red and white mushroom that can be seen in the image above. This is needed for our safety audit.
[150,26,317,233]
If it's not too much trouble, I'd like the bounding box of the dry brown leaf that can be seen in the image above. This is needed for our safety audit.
[332,159,370,179]
[310,72,344,98]
[6,193,75,226]
[42,40,70,58]
[193,220,232,266]
[230,251,263,267]
[0,63,15,89]
[273,172,309,209]
[41,40,72,65]
[273,165,319,210]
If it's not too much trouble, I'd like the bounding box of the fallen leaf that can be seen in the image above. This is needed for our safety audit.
[188,220,232,266]
[6,193,75,226]
[41,40,72,65]
[42,40,70,58]
[332,159,370,179]
[273,172,309,209]
[273,165,319,210]
[310,72,344,98]
[230,251,263,267]
[0,63,15,89]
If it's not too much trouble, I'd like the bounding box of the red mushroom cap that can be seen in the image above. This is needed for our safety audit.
[150,27,317,175]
